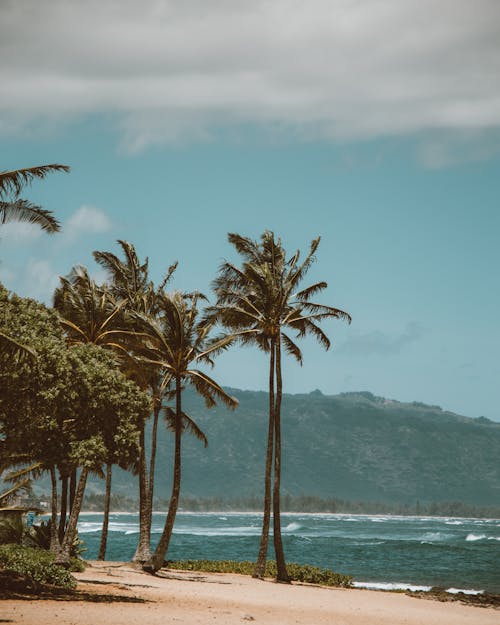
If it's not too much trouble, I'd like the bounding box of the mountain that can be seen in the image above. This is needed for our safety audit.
[73,388,499,507]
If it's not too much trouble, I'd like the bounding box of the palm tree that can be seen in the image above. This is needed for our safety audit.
[93,240,177,563]
[132,290,238,572]
[208,231,351,581]
[0,164,69,233]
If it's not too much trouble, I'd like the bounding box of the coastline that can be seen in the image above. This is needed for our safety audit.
[1,561,498,625]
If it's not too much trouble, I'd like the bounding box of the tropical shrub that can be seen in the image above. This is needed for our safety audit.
[165,559,352,587]
[0,544,76,589]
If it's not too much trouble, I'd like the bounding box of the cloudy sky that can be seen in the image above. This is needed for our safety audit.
[1,0,499,420]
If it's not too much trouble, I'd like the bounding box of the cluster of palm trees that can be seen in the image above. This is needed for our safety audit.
[1,164,351,580]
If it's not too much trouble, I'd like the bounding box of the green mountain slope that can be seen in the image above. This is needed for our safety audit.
[87,388,499,506]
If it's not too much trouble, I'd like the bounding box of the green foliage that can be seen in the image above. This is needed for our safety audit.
[25,521,86,560]
[0,516,24,545]
[0,544,76,589]
[166,559,352,587]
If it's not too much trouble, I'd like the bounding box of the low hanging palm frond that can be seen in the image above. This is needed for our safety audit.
[0,330,37,362]
[0,200,60,233]
[0,164,70,197]
[163,407,208,447]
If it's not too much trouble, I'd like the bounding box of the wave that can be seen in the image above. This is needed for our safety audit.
[284,522,302,532]
[466,534,487,541]
[352,581,483,595]
[445,521,463,525]
[352,581,432,592]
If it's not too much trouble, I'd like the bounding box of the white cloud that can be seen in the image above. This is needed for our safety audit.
[64,205,113,241]
[0,221,43,243]
[1,0,499,152]
[339,322,425,356]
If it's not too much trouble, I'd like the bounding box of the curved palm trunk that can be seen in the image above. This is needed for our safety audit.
[133,421,152,564]
[58,473,68,543]
[273,336,290,582]
[49,466,60,554]
[148,377,182,573]
[56,468,88,566]
[253,339,275,579]
[97,462,112,560]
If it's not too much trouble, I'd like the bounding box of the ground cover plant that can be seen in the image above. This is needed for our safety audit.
[0,544,77,589]
[165,559,352,587]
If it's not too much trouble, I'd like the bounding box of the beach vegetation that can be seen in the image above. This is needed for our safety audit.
[0,285,150,567]
[0,544,77,589]
[165,559,352,587]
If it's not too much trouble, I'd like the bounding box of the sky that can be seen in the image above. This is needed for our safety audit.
[1,0,499,421]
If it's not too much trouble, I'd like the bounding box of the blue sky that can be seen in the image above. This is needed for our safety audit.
[1,1,499,421]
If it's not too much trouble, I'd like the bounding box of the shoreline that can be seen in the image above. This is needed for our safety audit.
[73,510,500,521]
[1,561,498,625]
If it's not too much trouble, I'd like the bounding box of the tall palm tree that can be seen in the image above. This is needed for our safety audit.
[93,240,177,563]
[208,231,351,581]
[0,164,69,233]
[133,290,238,572]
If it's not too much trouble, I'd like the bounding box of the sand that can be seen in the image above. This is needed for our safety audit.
[1,561,497,625]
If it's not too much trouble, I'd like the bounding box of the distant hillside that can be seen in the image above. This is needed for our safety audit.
[38,389,500,506]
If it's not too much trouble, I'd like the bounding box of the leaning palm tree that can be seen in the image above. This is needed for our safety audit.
[132,290,238,572]
[207,231,351,581]
[0,164,69,233]
[93,240,177,563]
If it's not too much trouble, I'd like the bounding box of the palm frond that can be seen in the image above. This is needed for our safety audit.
[0,164,69,197]
[281,332,303,365]
[0,200,60,233]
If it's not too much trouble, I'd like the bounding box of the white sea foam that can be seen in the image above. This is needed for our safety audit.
[466,534,487,541]
[352,581,432,592]
[445,521,463,525]
[446,587,483,595]
[284,522,302,532]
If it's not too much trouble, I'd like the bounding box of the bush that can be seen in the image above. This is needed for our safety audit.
[165,559,352,588]
[0,544,77,589]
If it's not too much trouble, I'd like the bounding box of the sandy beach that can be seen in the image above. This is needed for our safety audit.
[1,561,497,625]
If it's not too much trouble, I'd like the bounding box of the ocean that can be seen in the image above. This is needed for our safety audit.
[74,512,500,594]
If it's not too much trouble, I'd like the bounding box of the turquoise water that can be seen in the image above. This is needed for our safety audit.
[74,512,500,593]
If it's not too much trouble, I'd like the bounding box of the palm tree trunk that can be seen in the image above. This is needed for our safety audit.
[58,473,68,544]
[49,466,60,554]
[56,468,88,566]
[149,377,182,572]
[133,420,152,564]
[97,462,112,561]
[148,399,161,520]
[273,335,290,582]
[253,339,275,578]
[69,468,76,514]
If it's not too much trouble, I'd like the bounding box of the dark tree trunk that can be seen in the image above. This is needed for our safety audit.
[69,469,76,514]
[253,339,275,579]
[58,473,68,544]
[56,468,88,566]
[97,462,112,561]
[273,336,290,582]
[49,466,60,554]
[133,420,152,564]
[148,377,182,572]
[148,399,161,517]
